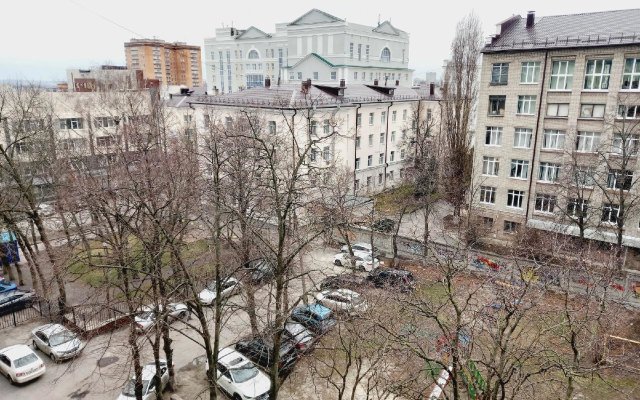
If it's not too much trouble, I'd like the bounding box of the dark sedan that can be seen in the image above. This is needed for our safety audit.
[234,336,300,377]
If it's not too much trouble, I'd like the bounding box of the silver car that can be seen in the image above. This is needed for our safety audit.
[31,323,85,362]
[134,303,190,333]
[117,359,170,400]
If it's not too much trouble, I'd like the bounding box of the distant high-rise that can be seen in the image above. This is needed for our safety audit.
[125,39,202,87]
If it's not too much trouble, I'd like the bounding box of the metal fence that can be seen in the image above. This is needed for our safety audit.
[0,298,60,330]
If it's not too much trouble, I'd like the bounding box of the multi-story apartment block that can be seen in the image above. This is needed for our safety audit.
[125,39,202,87]
[474,10,640,252]
[204,9,412,94]
[172,79,439,193]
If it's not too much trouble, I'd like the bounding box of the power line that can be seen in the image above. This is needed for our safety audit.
[67,0,145,38]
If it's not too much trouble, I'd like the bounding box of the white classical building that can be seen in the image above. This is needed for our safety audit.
[204,9,412,94]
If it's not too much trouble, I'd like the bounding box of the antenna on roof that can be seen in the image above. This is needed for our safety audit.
[378,14,381,25]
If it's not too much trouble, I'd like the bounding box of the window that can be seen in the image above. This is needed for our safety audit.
[584,59,612,90]
[542,130,565,150]
[378,173,383,184]
[576,132,601,152]
[323,120,330,134]
[355,157,360,169]
[401,149,406,159]
[358,44,362,61]
[482,156,499,176]
[520,61,540,83]
[488,95,506,116]
[427,109,432,121]
[535,194,557,213]
[355,136,361,149]
[368,134,373,146]
[622,58,640,89]
[313,72,319,80]
[379,153,384,164]
[513,128,532,148]
[504,220,521,233]
[59,118,84,130]
[390,151,395,162]
[15,142,30,154]
[366,45,370,61]
[379,132,385,143]
[480,186,496,204]
[483,217,494,228]
[607,169,633,190]
[517,95,537,115]
[618,105,640,119]
[538,162,560,182]
[366,176,372,187]
[367,155,373,166]
[601,203,620,224]
[388,170,394,180]
[510,159,529,179]
[381,48,391,62]
[268,121,276,134]
[574,166,596,187]
[354,179,360,191]
[356,113,362,127]
[491,63,509,85]
[547,103,569,117]
[310,148,318,162]
[225,117,233,128]
[392,111,397,122]
[369,113,374,125]
[323,146,331,161]
[567,198,589,218]
[96,136,117,147]
[403,110,407,121]
[507,190,525,208]
[310,120,318,135]
[350,43,354,59]
[485,126,503,146]
[297,72,302,80]
[580,104,606,118]
[248,50,259,59]
[550,60,575,90]
[612,134,640,155]
[381,112,386,124]
[354,71,358,80]
[331,71,337,80]
[391,131,396,142]
[94,117,115,128]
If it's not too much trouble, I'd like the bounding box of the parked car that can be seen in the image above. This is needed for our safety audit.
[282,322,315,352]
[340,242,375,254]
[333,251,382,271]
[319,274,366,291]
[36,203,54,216]
[134,303,190,333]
[242,259,275,284]
[198,277,241,305]
[372,218,396,233]
[367,268,415,292]
[0,290,35,317]
[214,347,271,400]
[117,359,169,400]
[235,336,300,377]
[290,303,337,335]
[315,288,369,316]
[0,277,17,294]
[31,323,85,362]
[0,344,46,384]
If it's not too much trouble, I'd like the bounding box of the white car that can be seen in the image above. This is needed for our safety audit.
[340,242,374,254]
[32,323,85,362]
[333,251,382,271]
[0,344,46,384]
[36,203,55,216]
[198,277,241,305]
[117,359,169,400]
[214,347,270,400]
[134,303,190,332]
[316,288,369,316]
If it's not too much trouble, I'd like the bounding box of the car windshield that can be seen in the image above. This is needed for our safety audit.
[122,379,150,396]
[205,282,217,291]
[49,330,76,347]
[0,295,19,305]
[137,311,154,320]
[230,365,259,383]
[14,353,38,368]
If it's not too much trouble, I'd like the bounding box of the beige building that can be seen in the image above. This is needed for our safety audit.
[125,39,202,87]
[474,10,640,251]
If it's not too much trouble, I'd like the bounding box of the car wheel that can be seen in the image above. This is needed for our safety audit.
[51,353,57,363]
[8,375,15,385]
[334,260,342,266]
[181,310,190,320]
[32,340,37,349]
[233,394,242,400]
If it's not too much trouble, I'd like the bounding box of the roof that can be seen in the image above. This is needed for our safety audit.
[0,344,34,359]
[484,9,640,53]
[289,9,343,26]
[373,21,402,36]
[35,323,67,337]
[307,303,332,318]
[185,83,440,109]
[218,347,251,368]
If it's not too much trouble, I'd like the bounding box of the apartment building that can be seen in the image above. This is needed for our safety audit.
[171,79,439,193]
[204,9,412,94]
[474,10,640,250]
[125,39,202,87]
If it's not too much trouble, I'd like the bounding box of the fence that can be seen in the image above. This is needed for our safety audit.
[0,298,61,330]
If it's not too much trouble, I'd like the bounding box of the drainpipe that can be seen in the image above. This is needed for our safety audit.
[354,103,362,192]
[383,102,393,189]
[525,50,549,223]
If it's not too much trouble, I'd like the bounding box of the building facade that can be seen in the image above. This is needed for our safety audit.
[204,9,412,94]
[473,10,640,249]
[125,39,202,87]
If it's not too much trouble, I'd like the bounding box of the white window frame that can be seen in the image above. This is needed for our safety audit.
[491,63,509,85]
[367,155,373,167]
[567,198,589,218]
[506,189,525,209]
[584,59,612,90]
[369,113,374,125]
[580,104,606,119]
[612,134,640,155]
[534,193,557,213]
[538,162,560,182]
[479,186,496,204]
[550,60,575,90]
[576,132,601,153]
[542,130,566,150]
[503,220,521,233]
[517,95,537,115]
[513,128,532,148]
[488,95,506,116]
[520,61,540,84]
[601,203,621,224]
[607,169,633,190]
[510,159,529,179]
[485,126,503,146]
[546,103,569,117]
[622,58,640,90]
[618,105,640,119]
[482,156,499,176]
[378,153,384,164]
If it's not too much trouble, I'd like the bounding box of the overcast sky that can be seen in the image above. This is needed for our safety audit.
[2,0,638,84]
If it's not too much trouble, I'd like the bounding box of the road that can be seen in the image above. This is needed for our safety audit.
[0,246,345,399]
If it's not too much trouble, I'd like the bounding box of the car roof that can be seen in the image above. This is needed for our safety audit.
[306,303,332,317]
[218,347,252,368]
[332,288,360,297]
[0,344,35,359]
[34,323,69,337]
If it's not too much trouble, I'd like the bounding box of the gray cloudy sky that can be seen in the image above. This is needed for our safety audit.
[2,0,638,83]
